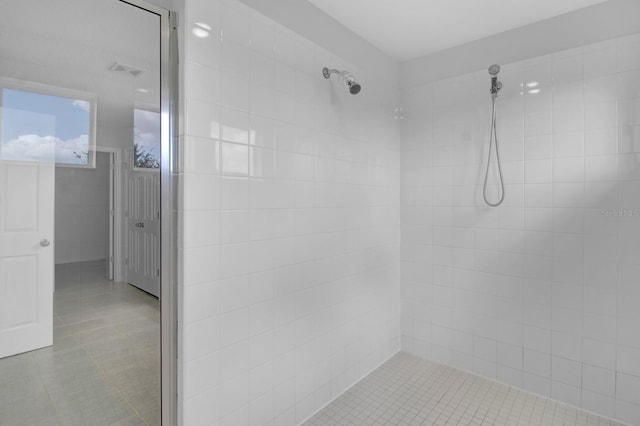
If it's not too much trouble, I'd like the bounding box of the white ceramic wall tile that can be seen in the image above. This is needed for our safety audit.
[583,363,616,397]
[617,372,640,406]
[186,61,221,104]
[180,1,401,425]
[220,0,251,47]
[400,33,640,425]
[181,3,640,425]
[583,40,617,79]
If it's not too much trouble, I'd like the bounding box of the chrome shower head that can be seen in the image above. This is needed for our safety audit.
[323,67,362,95]
[346,79,361,95]
[488,64,501,76]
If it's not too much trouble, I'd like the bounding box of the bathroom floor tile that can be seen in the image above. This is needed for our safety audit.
[0,260,159,426]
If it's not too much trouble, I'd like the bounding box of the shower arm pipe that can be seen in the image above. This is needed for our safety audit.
[322,67,340,78]
[322,67,362,95]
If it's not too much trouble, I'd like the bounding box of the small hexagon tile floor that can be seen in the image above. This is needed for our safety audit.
[0,261,160,426]
[303,353,627,426]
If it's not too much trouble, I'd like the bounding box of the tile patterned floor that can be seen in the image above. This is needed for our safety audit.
[0,261,160,426]
[304,352,626,426]
[1,262,626,426]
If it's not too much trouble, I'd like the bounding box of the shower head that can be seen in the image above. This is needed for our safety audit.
[488,64,502,98]
[323,67,362,95]
[346,79,362,95]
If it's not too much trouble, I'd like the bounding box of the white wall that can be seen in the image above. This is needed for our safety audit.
[178,0,401,424]
[399,33,640,425]
[55,152,110,265]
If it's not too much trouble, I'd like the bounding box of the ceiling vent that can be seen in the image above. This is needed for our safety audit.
[109,62,145,77]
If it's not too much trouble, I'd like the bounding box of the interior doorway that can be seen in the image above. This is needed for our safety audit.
[55,151,115,283]
[126,112,161,297]
[0,0,175,424]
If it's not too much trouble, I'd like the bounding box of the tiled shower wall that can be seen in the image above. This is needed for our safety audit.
[400,34,640,424]
[178,0,401,424]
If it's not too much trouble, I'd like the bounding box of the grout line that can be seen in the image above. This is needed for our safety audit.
[6,263,161,426]
[298,347,401,425]
[305,351,630,426]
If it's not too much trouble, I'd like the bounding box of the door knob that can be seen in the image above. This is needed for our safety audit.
[40,239,50,247]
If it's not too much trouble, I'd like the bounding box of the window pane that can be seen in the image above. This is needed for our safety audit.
[0,88,91,165]
[133,109,160,169]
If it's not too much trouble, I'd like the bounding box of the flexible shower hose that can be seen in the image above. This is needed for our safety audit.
[483,96,505,206]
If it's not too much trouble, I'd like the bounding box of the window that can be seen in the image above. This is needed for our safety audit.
[0,79,96,167]
[133,109,160,169]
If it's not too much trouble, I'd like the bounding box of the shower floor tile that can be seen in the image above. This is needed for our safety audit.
[303,352,625,426]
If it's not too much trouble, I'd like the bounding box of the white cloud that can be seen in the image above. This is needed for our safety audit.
[72,100,90,112]
[1,134,89,165]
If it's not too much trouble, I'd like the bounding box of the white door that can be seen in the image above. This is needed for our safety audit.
[0,161,54,358]
[126,168,160,297]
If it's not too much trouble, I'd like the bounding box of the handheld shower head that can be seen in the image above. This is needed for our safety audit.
[484,64,506,206]
[323,67,362,95]
[488,64,502,98]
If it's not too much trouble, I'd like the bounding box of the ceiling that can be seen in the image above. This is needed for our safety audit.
[307,0,609,61]
[0,0,160,110]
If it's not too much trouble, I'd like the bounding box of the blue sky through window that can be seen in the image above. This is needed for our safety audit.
[1,88,91,165]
